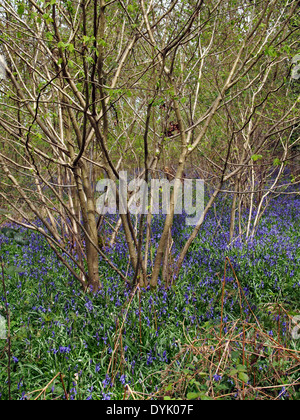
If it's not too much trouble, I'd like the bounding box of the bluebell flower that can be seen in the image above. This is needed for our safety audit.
[278,387,289,399]
[120,374,126,385]
[102,392,112,400]
[102,375,111,389]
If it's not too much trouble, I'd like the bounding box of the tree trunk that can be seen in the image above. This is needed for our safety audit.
[229,179,238,244]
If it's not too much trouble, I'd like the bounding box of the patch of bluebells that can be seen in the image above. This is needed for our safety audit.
[0,188,299,399]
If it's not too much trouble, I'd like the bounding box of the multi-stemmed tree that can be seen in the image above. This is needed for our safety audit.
[0,0,299,291]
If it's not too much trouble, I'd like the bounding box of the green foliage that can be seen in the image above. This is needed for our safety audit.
[0,196,299,400]
[273,158,281,166]
[251,154,263,162]
[17,2,25,17]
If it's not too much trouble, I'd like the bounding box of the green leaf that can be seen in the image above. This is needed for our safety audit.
[251,154,263,162]
[238,372,250,383]
[86,56,95,65]
[189,380,201,386]
[200,395,213,401]
[265,46,278,58]
[83,36,90,44]
[237,364,247,372]
[67,43,75,53]
[17,3,25,17]
[99,39,107,48]
[187,392,212,400]
[57,41,66,50]
[187,392,201,400]
[46,32,54,42]
[42,314,53,323]
[273,158,281,166]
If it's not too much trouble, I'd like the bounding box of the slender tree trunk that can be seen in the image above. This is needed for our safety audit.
[62,98,101,292]
[162,228,172,286]
[229,179,238,244]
